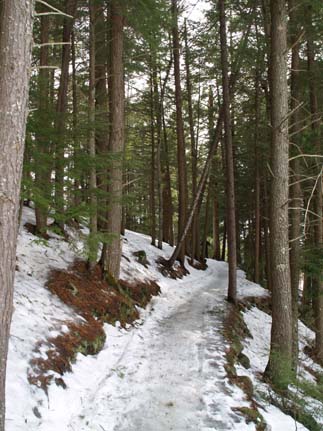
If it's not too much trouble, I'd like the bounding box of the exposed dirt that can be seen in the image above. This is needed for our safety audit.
[223,304,267,431]
[157,257,190,279]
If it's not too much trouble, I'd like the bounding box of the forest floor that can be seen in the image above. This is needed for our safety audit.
[6,207,323,431]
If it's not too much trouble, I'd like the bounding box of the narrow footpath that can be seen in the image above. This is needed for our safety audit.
[68,263,254,431]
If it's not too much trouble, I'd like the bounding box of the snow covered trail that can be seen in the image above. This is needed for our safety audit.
[68,262,254,431]
[7,219,268,431]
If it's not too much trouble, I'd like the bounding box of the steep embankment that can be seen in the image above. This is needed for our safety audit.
[6,207,323,431]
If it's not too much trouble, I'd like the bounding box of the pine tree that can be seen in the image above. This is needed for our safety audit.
[0,1,34,428]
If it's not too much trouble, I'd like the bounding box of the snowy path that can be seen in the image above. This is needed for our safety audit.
[7,218,315,431]
[68,263,254,431]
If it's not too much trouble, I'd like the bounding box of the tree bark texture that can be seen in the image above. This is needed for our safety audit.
[103,0,124,281]
[266,0,293,383]
[35,10,51,235]
[0,1,34,428]
[306,5,323,362]
[54,0,78,230]
[94,0,109,230]
[172,0,188,264]
[219,0,237,304]
[289,0,301,370]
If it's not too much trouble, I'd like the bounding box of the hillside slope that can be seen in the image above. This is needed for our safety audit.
[6,208,322,430]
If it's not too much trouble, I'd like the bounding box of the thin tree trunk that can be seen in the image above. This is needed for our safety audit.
[184,20,198,264]
[54,0,78,231]
[165,18,252,268]
[94,0,109,231]
[263,177,271,289]
[0,1,34,428]
[265,0,293,385]
[307,5,323,362]
[172,0,188,264]
[72,30,81,212]
[222,221,227,261]
[201,182,211,262]
[149,68,156,246]
[160,60,174,246]
[88,0,98,268]
[152,58,163,249]
[254,66,261,284]
[161,109,174,245]
[219,0,237,304]
[35,10,50,236]
[210,87,221,261]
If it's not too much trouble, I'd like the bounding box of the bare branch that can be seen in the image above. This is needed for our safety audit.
[34,42,71,48]
[289,154,323,162]
[303,168,323,238]
[36,0,74,19]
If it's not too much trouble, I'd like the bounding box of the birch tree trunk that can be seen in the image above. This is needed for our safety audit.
[0,1,34,428]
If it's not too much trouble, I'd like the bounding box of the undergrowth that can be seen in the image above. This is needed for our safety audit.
[225,299,323,431]
[28,259,160,391]
[223,305,267,431]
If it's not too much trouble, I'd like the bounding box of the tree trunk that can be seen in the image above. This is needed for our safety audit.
[71,30,82,212]
[0,1,34,428]
[219,0,237,304]
[184,20,198,264]
[165,18,252,268]
[201,182,211,262]
[35,10,50,236]
[102,0,124,281]
[222,221,227,261]
[54,0,78,231]
[265,0,293,385]
[172,0,188,264]
[161,110,174,245]
[149,67,156,246]
[306,5,323,362]
[289,0,301,370]
[94,0,109,231]
[88,0,98,268]
[254,67,261,284]
[152,58,163,249]
[160,59,174,246]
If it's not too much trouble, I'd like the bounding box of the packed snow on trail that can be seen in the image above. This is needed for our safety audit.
[5,208,322,430]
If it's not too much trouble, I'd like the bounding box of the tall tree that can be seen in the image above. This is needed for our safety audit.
[184,20,198,263]
[101,0,125,281]
[0,1,34,429]
[88,0,98,268]
[34,9,51,236]
[219,0,237,303]
[289,0,302,370]
[171,0,188,264]
[54,0,78,231]
[306,3,323,362]
[94,0,109,230]
[265,0,293,385]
